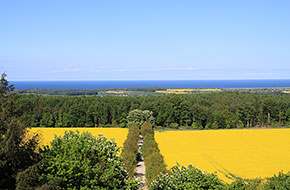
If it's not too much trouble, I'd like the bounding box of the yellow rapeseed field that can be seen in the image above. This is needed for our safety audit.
[105,90,123,94]
[27,128,128,148]
[156,88,221,94]
[155,128,290,182]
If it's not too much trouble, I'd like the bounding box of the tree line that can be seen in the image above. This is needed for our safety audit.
[13,91,290,129]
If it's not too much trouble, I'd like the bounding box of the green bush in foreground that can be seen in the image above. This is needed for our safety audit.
[16,131,139,190]
[151,164,290,190]
[264,172,290,190]
[150,164,226,190]
[227,178,263,190]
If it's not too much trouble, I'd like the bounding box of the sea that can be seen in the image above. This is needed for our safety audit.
[11,80,290,90]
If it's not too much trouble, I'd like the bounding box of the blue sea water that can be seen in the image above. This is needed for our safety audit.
[11,80,290,90]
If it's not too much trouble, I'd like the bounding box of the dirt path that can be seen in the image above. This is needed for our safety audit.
[135,135,148,190]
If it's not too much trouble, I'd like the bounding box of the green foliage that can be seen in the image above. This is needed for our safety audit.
[141,122,154,137]
[121,124,140,178]
[10,92,290,129]
[127,109,155,128]
[228,172,290,190]
[17,131,139,190]
[151,164,226,190]
[264,171,290,190]
[145,151,167,185]
[151,165,290,190]
[0,73,40,189]
[228,178,263,190]
[141,123,167,186]
[169,122,179,129]
[16,161,47,190]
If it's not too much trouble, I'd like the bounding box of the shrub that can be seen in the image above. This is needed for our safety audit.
[145,152,167,184]
[121,124,140,178]
[141,122,154,137]
[141,123,167,186]
[264,171,290,190]
[151,164,226,190]
[228,178,263,190]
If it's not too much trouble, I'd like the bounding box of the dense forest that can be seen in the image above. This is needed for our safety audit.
[13,92,290,129]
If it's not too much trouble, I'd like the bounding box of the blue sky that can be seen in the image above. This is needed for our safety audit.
[1,0,290,80]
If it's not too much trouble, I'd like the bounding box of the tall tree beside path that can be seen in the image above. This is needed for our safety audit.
[0,73,40,189]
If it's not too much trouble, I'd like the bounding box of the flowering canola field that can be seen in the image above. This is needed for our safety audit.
[28,128,128,147]
[155,129,290,182]
[156,88,221,94]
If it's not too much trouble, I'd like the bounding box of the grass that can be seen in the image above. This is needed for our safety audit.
[155,128,290,182]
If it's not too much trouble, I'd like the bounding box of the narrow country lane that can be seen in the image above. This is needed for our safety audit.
[136,135,148,190]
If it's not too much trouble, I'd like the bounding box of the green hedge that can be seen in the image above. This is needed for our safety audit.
[141,122,167,187]
[121,124,140,177]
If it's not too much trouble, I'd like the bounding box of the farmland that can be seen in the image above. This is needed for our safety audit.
[155,128,290,182]
[155,88,221,94]
[27,128,128,147]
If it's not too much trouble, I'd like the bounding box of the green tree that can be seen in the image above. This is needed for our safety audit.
[127,109,155,128]
[214,112,227,129]
[141,122,154,137]
[121,124,140,178]
[0,73,40,189]
[40,113,54,127]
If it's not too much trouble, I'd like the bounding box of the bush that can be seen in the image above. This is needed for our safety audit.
[141,135,158,155]
[151,164,226,190]
[121,124,140,178]
[141,123,167,186]
[16,131,139,190]
[228,178,263,190]
[141,122,154,137]
[264,171,290,190]
[145,152,167,184]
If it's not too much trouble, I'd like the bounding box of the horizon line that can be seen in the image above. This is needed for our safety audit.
[10,78,290,82]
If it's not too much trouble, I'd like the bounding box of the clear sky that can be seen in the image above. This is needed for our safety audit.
[1,0,290,80]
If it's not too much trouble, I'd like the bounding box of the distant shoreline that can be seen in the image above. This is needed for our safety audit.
[11,79,290,90]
